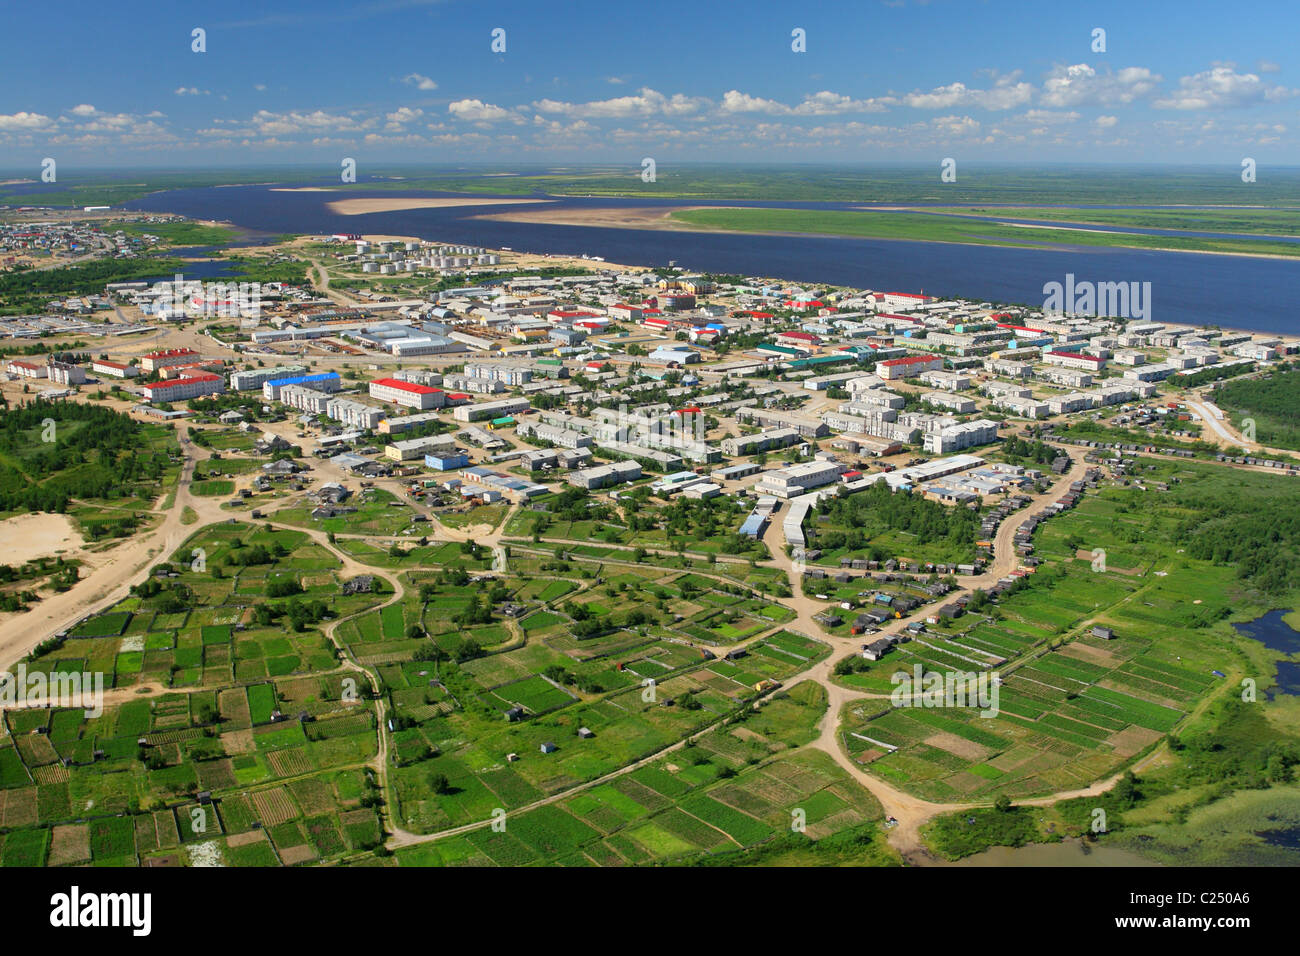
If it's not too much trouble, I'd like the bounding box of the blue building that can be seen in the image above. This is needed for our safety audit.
[426,452,470,471]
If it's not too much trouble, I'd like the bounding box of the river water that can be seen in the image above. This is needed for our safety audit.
[121,185,1300,336]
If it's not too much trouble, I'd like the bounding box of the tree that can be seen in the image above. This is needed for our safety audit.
[993,793,1013,813]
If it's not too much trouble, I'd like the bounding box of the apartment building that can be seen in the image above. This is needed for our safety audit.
[720,427,800,457]
[278,384,333,415]
[369,377,447,410]
[385,434,457,461]
[1044,350,1107,372]
[754,459,846,499]
[734,406,829,438]
[441,373,504,395]
[140,348,200,373]
[921,391,976,414]
[452,397,531,423]
[142,372,225,403]
[922,419,1000,454]
[918,370,972,392]
[229,365,308,391]
[326,397,385,430]
[567,459,642,490]
[1039,366,1094,388]
[464,363,532,386]
[91,359,137,379]
[993,395,1050,419]
[516,421,594,449]
[263,372,341,402]
[47,360,87,386]
[876,355,944,380]
[6,360,47,379]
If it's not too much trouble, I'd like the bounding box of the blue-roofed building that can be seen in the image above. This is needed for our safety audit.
[426,452,470,471]
[263,371,341,401]
[739,513,768,539]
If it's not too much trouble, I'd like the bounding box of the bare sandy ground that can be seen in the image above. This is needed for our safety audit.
[313,197,555,216]
[473,205,732,230]
[0,513,88,565]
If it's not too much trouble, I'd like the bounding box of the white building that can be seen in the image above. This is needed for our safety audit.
[922,419,1000,454]
[369,377,446,410]
[755,459,846,498]
[142,373,225,403]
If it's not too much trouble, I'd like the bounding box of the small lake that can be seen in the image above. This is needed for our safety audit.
[1234,609,1300,699]
[941,838,1159,867]
[1234,609,1300,655]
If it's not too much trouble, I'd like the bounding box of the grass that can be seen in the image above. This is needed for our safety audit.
[670,207,1300,259]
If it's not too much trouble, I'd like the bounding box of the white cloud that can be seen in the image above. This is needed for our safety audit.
[931,114,981,136]
[1154,66,1294,110]
[896,76,1032,111]
[232,109,373,136]
[1015,109,1080,125]
[0,111,55,131]
[386,107,423,124]
[1094,115,1118,128]
[174,87,210,96]
[68,104,97,117]
[448,99,515,122]
[534,88,707,119]
[719,90,790,114]
[1040,64,1160,107]
[402,73,438,91]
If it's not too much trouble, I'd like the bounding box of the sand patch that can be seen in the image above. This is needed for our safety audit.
[0,513,87,565]
[324,197,555,216]
[225,829,268,849]
[279,843,318,865]
[1107,725,1163,758]
[924,731,991,761]
[1059,642,1119,667]
[48,824,91,866]
[473,204,734,230]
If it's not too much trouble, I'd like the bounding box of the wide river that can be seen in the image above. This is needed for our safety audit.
[124,185,1300,335]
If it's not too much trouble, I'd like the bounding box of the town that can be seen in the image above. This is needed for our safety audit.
[0,219,1296,875]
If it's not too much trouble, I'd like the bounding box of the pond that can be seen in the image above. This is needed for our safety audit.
[940,838,1159,867]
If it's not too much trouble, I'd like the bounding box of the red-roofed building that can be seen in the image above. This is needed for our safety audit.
[141,348,200,373]
[369,377,447,410]
[609,304,645,322]
[92,359,137,379]
[142,372,224,402]
[547,309,602,323]
[444,392,471,406]
[882,292,934,308]
[876,354,944,380]
[6,360,48,379]
[1045,350,1107,371]
[776,331,822,347]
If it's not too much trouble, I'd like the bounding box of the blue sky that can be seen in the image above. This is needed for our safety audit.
[1,0,1296,167]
